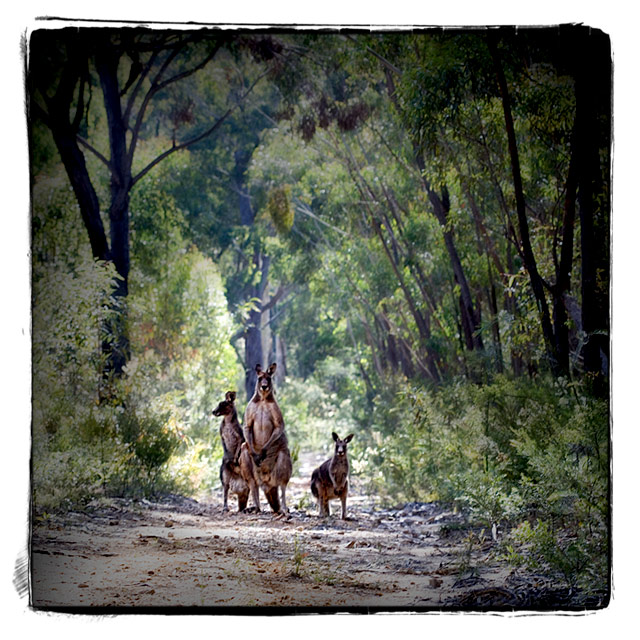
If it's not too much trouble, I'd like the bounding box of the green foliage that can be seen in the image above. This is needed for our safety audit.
[30,35,610,610]
[266,185,295,234]
[125,228,243,497]
[356,375,608,595]
[118,407,180,475]
[289,534,309,577]
[31,245,126,508]
[503,518,607,597]
[456,470,524,534]
[279,371,359,455]
[32,171,242,510]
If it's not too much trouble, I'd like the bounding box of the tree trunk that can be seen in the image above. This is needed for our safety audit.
[383,68,483,361]
[233,148,256,226]
[488,34,559,375]
[417,167,485,353]
[339,135,441,382]
[486,259,505,373]
[96,46,133,375]
[571,29,611,392]
[49,125,110,262]
[244,253,270,401]
[505,241,524,377]
[551,123,579,378]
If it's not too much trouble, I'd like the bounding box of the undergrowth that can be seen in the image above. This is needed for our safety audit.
[358,374,609,600]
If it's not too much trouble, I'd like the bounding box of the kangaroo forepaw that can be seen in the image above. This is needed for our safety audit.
[252,453,264,466]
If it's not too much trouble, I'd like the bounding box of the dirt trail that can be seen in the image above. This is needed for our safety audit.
[30,452,578,612]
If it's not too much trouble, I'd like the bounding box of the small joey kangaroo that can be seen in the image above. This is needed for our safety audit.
[310,432,354,520]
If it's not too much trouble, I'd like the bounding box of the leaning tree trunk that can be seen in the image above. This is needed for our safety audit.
[383,68,484,360]
[488,34,559,376]
[50,125,110,262]
[32,33,129,381]
[415,157,485,354]
[96,46,133,376]
[551,125,578,379]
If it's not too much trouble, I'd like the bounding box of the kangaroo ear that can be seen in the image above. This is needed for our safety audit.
[345,434,354,443]
[332,432,339,442]
[255,364,262,374]
[267,362,277,376]
[226,391,236,402]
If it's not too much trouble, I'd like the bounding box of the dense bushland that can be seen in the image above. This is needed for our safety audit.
[353,374,608,597]
[31,166,243,511]
[28,27,610,602]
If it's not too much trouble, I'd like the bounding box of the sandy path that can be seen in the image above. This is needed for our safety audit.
[29,453,581,612]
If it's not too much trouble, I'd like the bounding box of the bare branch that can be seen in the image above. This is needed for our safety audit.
[294,200,349,237]
[343,34,402,75]
[123,48,160,127]
[30,97,51,127]
[127,36,199,165]
[154,40,223,93]
[131,69,269,187]
[71,69,88,132]
[259,297,294,331]
[260,285,293,315]
[131,107,232,187]
[76,136,112,170]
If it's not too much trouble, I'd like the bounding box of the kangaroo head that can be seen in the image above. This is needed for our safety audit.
[255,363,277,397]
[332,432,354,457]
[212,391,237,417]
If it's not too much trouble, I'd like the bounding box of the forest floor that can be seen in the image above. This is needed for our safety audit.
[30,452,597,614]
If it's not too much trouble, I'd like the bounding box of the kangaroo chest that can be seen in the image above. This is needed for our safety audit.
[250,401,281,449]
[330,462,349,490]
[220,419,243,454]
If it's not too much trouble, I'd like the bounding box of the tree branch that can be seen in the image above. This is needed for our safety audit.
[29,97,51,127]
[126,36,199,166]
[259,296,294,331]
[131,108,232,187]
[294,200,349,237]
[343,34,402,75]
[123,48,161,127]
[260,285,293,314]
[131,69,269,188]
[71,68,88,132]
[76,136,112,170]
[154,40,223,94]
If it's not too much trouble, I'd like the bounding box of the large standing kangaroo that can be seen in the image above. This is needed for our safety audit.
[243,363,292,514]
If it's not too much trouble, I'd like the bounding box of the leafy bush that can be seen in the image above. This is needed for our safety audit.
[455,470,523,538]
[358,374,609,595]
[31,178,243,511]
[115,405,182,493]
[503,518,608,598]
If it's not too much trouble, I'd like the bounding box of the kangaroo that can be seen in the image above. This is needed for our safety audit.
[243,363,292,514]
[212,391,260,513]
[311,432,354,520]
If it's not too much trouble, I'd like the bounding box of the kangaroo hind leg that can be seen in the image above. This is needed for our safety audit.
[264,485,280,513]
[237,489,249,512]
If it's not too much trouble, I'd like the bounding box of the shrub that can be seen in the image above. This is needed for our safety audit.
[32,195,242,510]
[358,374,609,596]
